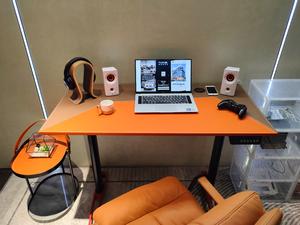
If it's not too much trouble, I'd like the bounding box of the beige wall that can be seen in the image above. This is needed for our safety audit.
[0,0,43,168]
[0,0,298,168]
[277,2,300,78]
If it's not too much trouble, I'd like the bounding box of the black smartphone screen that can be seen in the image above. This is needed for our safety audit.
[206,86,217,94]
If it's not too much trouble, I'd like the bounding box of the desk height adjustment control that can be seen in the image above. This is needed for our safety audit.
[229,136,262,145]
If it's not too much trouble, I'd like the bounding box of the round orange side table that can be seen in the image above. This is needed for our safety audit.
[10,121,79,221]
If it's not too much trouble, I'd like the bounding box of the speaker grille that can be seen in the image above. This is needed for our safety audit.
[226,73,235,82]
[107,74,115,82]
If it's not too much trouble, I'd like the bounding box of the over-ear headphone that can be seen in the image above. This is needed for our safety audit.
[64,57,95,89]
[63,57,99,104]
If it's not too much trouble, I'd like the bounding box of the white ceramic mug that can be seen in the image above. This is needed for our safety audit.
[99,99,114,115]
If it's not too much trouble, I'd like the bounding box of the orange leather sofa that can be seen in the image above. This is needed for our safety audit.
[93,176,282,225]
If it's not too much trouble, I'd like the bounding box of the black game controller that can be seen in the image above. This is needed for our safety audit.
[217,99,247,119]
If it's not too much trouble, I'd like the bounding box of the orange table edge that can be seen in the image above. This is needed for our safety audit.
[39,84,276,191]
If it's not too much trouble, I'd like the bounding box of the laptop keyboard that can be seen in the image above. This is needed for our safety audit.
[139,95,192,104]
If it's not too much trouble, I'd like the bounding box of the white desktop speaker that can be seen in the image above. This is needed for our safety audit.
[220,66,240,96]
[102,67,119,96]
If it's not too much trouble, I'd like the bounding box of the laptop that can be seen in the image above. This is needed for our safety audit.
[134,59,198,113]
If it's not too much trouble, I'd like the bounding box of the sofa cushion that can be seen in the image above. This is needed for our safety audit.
[93,176,204,225]
[255,208,282,225]
[188,191,265,225]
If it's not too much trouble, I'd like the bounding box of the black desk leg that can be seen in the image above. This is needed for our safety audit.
[207,136,225,185]
[188,136,225,191]
[87,135,103,193]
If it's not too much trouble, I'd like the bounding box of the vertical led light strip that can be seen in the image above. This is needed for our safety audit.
[270,0,298,81]
[266,0,298,96]
[12,0,48,119]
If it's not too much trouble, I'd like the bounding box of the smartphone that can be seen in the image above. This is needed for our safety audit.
[205,85,218,96]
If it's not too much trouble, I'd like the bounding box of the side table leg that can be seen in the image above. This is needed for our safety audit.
[207,136,225,184]
[26,178,34,196]
[67,151,78,195]
[61,164,65,174]
[87,135,103,193]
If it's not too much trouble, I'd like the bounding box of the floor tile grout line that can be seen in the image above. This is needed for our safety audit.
[7,188,28,225]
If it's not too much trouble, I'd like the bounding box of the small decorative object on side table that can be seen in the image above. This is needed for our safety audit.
[26,133,56,157]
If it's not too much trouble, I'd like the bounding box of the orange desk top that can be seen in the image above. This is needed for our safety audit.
[40,88,276,136]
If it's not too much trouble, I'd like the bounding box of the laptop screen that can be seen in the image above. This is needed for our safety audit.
[135,59,192,93]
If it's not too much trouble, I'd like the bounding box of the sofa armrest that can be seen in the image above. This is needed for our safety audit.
[198,177,224,204]
[188,191,265,225]
[255,208,282,225]
[93,176,189,225]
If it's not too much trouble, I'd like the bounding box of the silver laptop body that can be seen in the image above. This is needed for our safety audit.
[134,59,198,113]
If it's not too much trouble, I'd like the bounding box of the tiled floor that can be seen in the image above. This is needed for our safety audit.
[0,167,94,225]
[0,166,299,225]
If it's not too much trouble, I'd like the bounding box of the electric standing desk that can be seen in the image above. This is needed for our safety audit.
[40,84,276,193]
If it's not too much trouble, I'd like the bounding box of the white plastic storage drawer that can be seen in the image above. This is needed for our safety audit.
[231,145,300,182]
[247,181,293,201]
[248,79,300,132]
[292,182,300,200]
[230,134,300,201]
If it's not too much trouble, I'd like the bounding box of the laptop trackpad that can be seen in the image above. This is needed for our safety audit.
[155,105,178,112]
